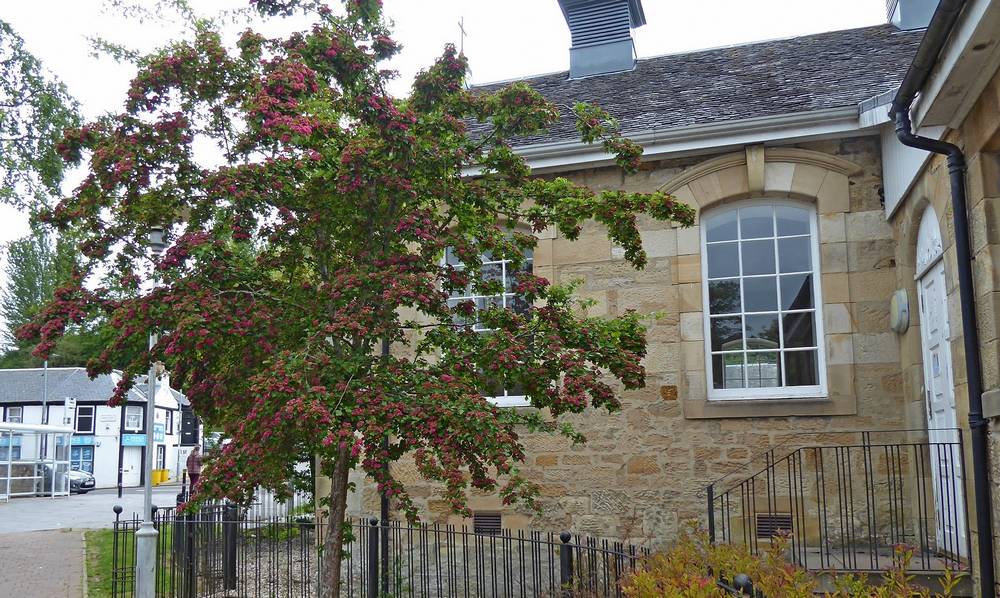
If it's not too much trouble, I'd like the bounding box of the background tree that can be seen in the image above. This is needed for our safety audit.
[19,1,693,594]
[1,230,75,342]
[0,19,80,208]
[0,229,139,368]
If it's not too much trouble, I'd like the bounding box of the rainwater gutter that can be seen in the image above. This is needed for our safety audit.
[888,1,995,594]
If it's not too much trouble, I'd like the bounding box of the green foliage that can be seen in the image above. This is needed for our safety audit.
[1,229,76,344]
[245,521,302,542]
[622,526,966,598]
[85,529,116,598]
[0,228,143,367]
[0,20,80,208]
[20,1,694,592]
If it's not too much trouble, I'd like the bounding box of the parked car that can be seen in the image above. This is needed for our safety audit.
[38,465,96,494]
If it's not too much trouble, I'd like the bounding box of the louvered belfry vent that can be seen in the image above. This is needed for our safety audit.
[564,1,631,47]
[755,513,793,539]
[473,511,502,535]
[557,0,646,79]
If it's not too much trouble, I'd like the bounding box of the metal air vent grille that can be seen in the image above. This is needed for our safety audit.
[755,513,793,539]
[473,511,502,535]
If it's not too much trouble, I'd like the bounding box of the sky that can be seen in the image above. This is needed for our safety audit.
[0,0,887,315]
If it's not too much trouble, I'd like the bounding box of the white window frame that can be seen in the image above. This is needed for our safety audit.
[165,409,174,435]
[124,405,143,431]
[75,405,95,434]
[444,247,533,408]
[5,406,23,423]
[700,199,828,401]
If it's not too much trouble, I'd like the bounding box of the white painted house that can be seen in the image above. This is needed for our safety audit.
[0,367,201,490]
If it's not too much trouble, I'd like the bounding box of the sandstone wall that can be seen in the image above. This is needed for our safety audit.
[368,135,919,551]
[889,67,1000,591]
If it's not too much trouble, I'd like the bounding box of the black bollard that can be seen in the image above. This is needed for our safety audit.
[733,573,754,596]
[366,518,379,598]
[559,532,575,597]
[223,503,238,590]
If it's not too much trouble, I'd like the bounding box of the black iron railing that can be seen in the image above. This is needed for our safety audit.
[111,502,648,597]
[706,429,971,574]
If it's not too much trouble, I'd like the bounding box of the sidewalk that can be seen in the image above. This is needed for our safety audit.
[0,485,181,534]
[0,529,83,596]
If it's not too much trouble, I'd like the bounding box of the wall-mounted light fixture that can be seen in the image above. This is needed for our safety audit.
[889,289,910,334]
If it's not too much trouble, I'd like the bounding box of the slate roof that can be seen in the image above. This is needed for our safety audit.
[471,24,923,147]
[0,367,187,406]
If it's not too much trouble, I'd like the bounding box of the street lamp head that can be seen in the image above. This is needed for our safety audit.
[148,226,167,255]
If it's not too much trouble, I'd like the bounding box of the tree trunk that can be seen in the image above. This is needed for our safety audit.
[319,445,352,598]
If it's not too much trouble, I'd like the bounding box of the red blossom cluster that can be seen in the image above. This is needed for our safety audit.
[17,4,695,586]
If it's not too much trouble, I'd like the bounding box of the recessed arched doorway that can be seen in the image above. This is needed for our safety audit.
[915,205,967,558]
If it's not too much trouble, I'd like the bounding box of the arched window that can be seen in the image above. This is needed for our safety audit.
[701,201,827,400]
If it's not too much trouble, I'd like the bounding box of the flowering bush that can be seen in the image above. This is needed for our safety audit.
[622,526,967,598]
[17,1,694,595]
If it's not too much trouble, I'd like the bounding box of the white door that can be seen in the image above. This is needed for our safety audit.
[917,258,967,557]
[122,446,142,487]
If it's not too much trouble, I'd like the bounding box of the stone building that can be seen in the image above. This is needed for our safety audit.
[342,0,1000,593]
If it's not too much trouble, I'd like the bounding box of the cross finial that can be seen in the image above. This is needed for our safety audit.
[458,16,467,55]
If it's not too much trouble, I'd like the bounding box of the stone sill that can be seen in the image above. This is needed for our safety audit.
[682,394,857,419]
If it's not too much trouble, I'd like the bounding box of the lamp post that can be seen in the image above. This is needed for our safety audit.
[136,226,166,598]
[40,354,59,459]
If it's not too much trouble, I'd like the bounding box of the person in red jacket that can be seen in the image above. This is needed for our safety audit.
[186,445,202,488]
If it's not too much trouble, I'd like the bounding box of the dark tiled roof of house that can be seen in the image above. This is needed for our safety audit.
[471,24,923,146]
[0,367,186,405]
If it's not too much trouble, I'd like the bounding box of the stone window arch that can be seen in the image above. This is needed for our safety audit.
[659,146,862,418]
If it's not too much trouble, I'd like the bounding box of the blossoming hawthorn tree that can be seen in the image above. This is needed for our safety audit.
[19,0,693,593]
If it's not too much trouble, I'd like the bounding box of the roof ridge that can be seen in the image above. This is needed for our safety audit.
[472,23,920,89]
[633,23,915,63]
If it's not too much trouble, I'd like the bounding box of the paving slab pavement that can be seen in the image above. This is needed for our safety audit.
[0,486,183,534]
[0,529,84,596]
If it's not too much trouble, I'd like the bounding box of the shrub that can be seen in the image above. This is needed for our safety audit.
[621,525,965,598]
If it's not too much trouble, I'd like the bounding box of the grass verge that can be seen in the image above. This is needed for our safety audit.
[85,529,115,598]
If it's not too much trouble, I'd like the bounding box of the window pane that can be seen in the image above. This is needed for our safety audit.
[780,274,813,310]
[481,262,503,289]
[708,279,741,315]
[482,376,524,398]
[746,352,781,388]
[741,239,775,275]
[782,312,816,348]
[508,294,531,314]
[445,247,462,266]
[785,350,819,386]
[713,353,746,389]
[707,242,739,278]
[744,314,779,348]
[743,276,777,312]
[778,237,811,273]
[505,261,533,292]
[710,316,743,351]
[706,210,738,242]
[448,298,470,326]
[740,206,773,239]
[776,206,810,236]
